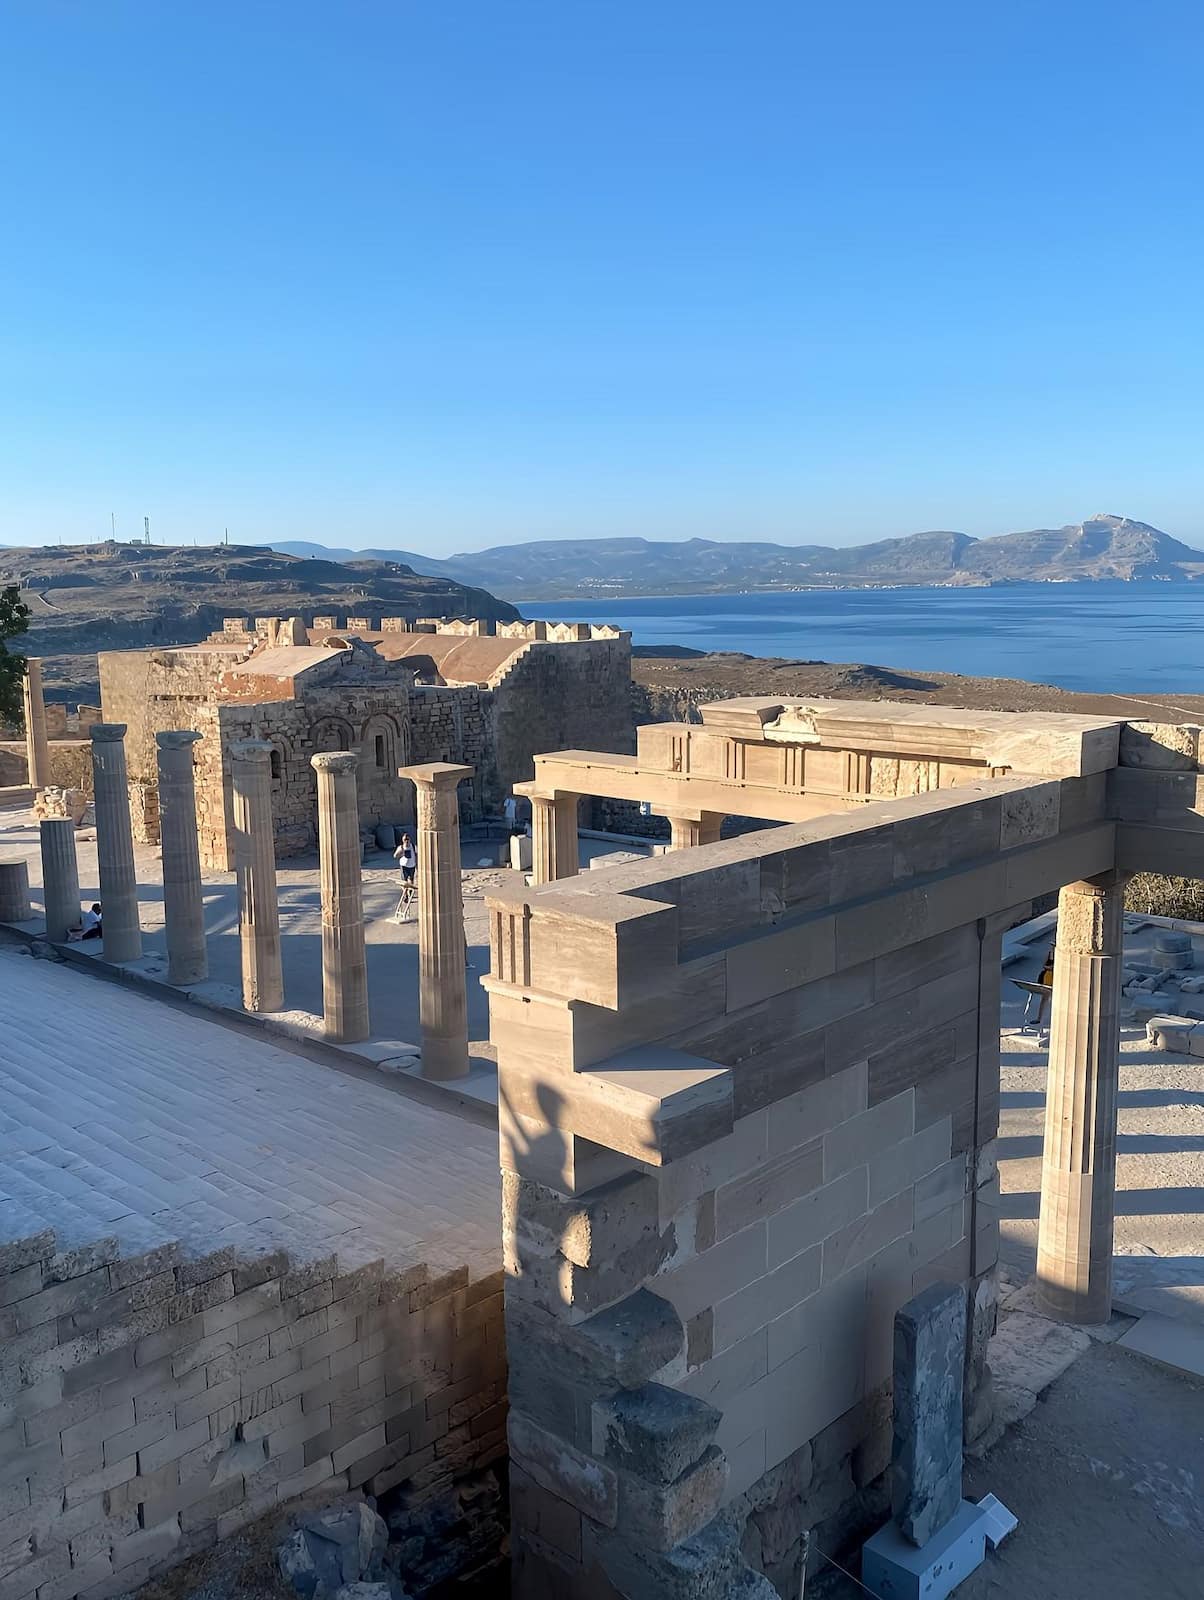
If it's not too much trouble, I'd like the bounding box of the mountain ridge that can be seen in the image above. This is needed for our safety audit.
[271,514,1204,599]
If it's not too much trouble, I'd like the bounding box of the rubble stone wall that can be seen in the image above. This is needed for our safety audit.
[0,1228,506,1600]
[490,768,1115,1597]
[0,743,93,796]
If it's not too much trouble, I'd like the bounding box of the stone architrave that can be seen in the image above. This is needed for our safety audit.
[230,740,284,1012]
[398,761,472,1079]
[530,793,580,885]
[156,731,208,986]
[22,659,51,790]
[892,1282,965,1547]
[1036,871,1125,1324]
[40,819,81,943]
[89,724,142,963]
[312,752,370,1042]
[665,812,724,851]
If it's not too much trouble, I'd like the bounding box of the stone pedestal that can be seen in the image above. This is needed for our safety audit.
[665,811,724,851]
[231,741,284,1012]
[1036,871,1125,1324]
[40,820,80,942]
[530,793,579,885]
[0,858,31,921]
[312,752,370,1042]
[22,659,51,791]
[89,724,142,963]
[156,731,208,986]
[399,761,472,1079]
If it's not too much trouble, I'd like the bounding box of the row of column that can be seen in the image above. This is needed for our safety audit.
[42,726,473,1075]
[527,790,726,885]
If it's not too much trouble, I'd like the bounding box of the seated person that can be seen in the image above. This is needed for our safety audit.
[68,903,102,941]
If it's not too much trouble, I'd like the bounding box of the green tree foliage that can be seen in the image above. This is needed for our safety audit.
[0,586,31,729]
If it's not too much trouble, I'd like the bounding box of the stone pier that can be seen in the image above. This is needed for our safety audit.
[231,741,284,1013]
[156,731,208,986]
[312,752,370,1043]
[89,724,142,963]
[399,761,472,1079]
[1036,871,1125,1324]
[22,659,51,791]
[665,809,724,850]
[527,791,579,885]
[40,819,81,943]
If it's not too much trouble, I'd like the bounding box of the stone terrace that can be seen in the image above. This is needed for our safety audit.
[0,949,504,1599]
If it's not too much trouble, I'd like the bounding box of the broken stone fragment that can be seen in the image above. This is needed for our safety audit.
[891,1282,965,1548]
[278,1499,390,1598]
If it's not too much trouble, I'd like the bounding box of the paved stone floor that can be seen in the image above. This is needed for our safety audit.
[0,945,500,1277]
[999,924,1204,1326]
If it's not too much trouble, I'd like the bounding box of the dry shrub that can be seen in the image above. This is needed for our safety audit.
[1125,872,1204,921]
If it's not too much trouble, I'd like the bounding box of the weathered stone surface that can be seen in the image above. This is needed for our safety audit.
[592,1382,721,1483]
[615,1444,729,1550]
[569,1288,684,1389]
[1118,720,1201,770]
[891,1282,965,1547]
[589,1512,747,1600]
[279,1499,389,1597]
[508,1411,619,1527]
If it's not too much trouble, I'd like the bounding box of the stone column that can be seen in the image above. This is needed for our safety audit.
[156,731,208,986]
[530,792,580,886]
[40,819,80,942]
[312,752,369,1042]
[22,659,51,790]
[666,811,724,850]
[231,740,284,1013]
[399,761,472,1080]
[1035,870,1125,1324]
[89,724,142,963]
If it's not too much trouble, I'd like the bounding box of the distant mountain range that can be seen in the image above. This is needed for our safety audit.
[272,515,1204,599]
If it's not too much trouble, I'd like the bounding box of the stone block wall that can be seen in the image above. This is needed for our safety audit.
[488,768,1116,1597]
[129,780,161,847]
[0,1229,506,1600]
[0,743,93,796]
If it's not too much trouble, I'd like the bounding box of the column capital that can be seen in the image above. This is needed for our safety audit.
[156,729,202,751]
[311,751,360,775]
[399,761,474,789]
[89,723,127,743]
[230,740,274,766]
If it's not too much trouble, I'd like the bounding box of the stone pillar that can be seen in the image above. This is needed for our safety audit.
[312,752,370,1043]
[89,724,142,963]
[666,811,724,850]
[231,740,284,1013]
[1035,870,1125,1324]
[399,761,472,1080]
[22,659,51,791]
[530,792,580,886]
[156,731,208,986]
[40,820,80,942]
[0,859,31,921]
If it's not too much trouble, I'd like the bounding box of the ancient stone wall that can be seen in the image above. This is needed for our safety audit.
[0,742,93,795]
[488,767,1115,1596]
[0,1228,506,1600]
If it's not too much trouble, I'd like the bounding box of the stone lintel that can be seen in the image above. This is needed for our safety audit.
[398,760,474,787]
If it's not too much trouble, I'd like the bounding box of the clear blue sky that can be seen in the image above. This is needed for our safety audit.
[3,1,1203,553]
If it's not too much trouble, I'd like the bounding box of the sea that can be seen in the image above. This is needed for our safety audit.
[523,582,1204,696]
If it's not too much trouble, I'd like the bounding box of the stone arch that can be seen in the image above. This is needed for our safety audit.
[361,713,403,775]
[310,716,354,755]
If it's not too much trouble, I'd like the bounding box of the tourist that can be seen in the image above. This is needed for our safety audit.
[1025,944,1055,1028]
[502,794,518,833]
[393,833,417,887]
[68,902,102,942]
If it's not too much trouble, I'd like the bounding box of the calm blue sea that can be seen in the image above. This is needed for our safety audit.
[524,583,1204,695]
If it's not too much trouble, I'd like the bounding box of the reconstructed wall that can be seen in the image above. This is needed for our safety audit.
[0,1228,506,1600]
[487,762,1116,1596]
[0,742,93,795]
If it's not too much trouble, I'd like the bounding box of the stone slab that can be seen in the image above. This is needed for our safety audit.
[1116,1311,1204,1380]
[862,1498,989,1600]
[891,1282,965,1547]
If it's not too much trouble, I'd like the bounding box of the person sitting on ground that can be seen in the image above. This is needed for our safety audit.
[68,902,102,942]
[393,833,417,887]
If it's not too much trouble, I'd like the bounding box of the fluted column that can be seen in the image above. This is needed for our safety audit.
[23,659,51,790]
[530,792,580,886]
[312,752,369,1042]
[666,811,724,850]
[230,741,283,1012]
[89,724,142,963]
[40,819,80,943]
[399,761,472,1080]
[1036,870,1125,1324]
[156,731,207,986]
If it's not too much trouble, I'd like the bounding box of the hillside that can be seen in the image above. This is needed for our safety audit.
[0,541,517,699]
[274,514,1204,598]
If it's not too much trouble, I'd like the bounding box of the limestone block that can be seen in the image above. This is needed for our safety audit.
[504,1169,660,1271]
[510,833,533,871]
[568,1289,685,1390]
[589,1512,748,1600]
[614,1445,728,1551]
[1152,931,1194,972]
[891,1282,965,1547]
[999,782,1061,850]
[1145,1015,1199,1053]
[508,1411,618,1527]
[1119,721,1202,770]
[591,1383,721,1484]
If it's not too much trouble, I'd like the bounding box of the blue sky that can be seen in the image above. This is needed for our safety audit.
[3,1,1203,553]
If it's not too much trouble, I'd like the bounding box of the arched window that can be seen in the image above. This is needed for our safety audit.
[374,733,386,769]
[270,748,283,782]
[311,717,353,754]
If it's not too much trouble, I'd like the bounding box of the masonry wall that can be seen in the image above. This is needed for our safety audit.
[0,744,93,795]
[489,769,1115,1598]
[0,1228,506,1600]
